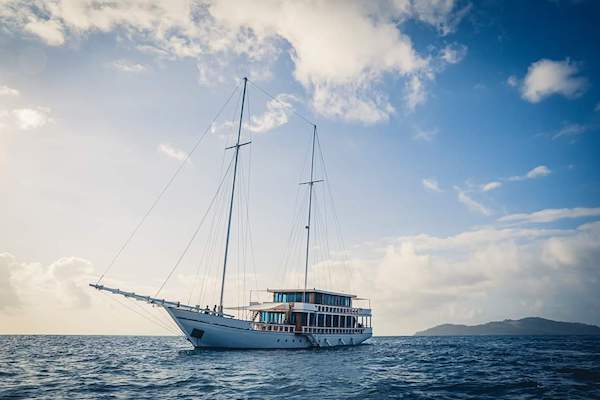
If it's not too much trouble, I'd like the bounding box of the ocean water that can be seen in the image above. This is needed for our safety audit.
[1,335,599,399]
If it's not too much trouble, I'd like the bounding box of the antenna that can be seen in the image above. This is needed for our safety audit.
[219,77,251,314]
[301,125,323,303]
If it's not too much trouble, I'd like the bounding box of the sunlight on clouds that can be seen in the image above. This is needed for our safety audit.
[520,59,588,103]
[0,85,20,96]
[508,165,551,182]
[552,123,588,140]
[0,0,469,123]
[0,253,177,335]
[246,93,297,133]
[440,43,467,64]
[24,18,65,46]
[422,178,443,192]
[409,0,472,36]
[405,75,427,112]
[312,84,395,124]
[455,186,492,216]
[313,218,600,334]
[498,207,600,224]
[413,126,438,141]
[12,107,53,130]
[110,59,146,73]
[481,181,502,192]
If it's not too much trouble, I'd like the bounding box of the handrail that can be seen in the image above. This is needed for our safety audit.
[249,321,370,335]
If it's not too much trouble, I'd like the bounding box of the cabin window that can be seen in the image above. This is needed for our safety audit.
[333,315,339,327]
[325,314,332,327]
[318,314,324,327]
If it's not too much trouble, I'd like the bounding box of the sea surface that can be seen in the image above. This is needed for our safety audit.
[1,335,599,399]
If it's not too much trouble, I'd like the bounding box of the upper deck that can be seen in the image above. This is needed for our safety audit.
[268,288,355,308]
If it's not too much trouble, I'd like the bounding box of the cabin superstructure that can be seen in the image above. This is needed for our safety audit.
[250,289,372,338]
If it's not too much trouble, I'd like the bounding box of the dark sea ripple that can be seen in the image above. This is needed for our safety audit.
[1,335,599,399]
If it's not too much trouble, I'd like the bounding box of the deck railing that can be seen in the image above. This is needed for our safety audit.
[301,326,368,335]
[250,322,369,335]
[251,323,296,333]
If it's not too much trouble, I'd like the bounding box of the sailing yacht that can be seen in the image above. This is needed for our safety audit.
[90,77,373,349]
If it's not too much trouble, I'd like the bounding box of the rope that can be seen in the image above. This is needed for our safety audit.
[246,78,316,128]
[101,291,181,336]
[96,82,241,285]
[154,155,235,297]
[316,132,353,290]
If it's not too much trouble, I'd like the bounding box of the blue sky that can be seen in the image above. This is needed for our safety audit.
[0,0,599,335]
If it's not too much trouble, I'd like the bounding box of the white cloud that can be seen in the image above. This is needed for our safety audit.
[0,85,19,96]
[413,126,438,141]
[552,123,588,140]
[405,75,428,112]
[110,59,146,73]
[24,18,65,46]
[310,219,600,334]
[246,93,296,133]
[12,107,52,130]
[526,165,551,178]
[422,178,442,193]
[508,165,551,181]
[481,181,502,192]
[520,59,588,103]
[498,207,600,224]
[440,43,467,64]
[0,252,94,312]
[0,0,470,123]
[409,0,472,35]
[455,187,492,216]
[0,252,178,335]
[158,143,187,161]
[313,84,395,124]
[507,75,518,87]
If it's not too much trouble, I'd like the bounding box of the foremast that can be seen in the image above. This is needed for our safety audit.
[302,125,323,303]
[219,77,250,314]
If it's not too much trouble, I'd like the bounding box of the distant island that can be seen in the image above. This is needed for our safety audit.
[415,317,600,336]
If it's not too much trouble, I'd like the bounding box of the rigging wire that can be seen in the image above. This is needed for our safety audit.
[125,296,181,334]
[96,82,242,285]
[246,78,316,128]
[315,131,353,290]
[155,155,235,297]
[101,291,181,336]
[187,87,244,305]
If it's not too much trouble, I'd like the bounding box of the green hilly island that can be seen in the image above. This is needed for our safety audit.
[415,317,600,336]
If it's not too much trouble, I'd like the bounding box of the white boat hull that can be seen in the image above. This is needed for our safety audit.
[165,307,372,349]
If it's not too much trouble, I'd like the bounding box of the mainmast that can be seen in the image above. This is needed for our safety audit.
[302,125,322,303]
[219,77,250,314]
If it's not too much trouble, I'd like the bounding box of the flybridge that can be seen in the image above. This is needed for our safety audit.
[269,289,354,308]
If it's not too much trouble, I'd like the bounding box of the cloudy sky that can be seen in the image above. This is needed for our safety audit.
[1,0,599,336]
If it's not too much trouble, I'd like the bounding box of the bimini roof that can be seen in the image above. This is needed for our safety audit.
[267,288,356,298]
